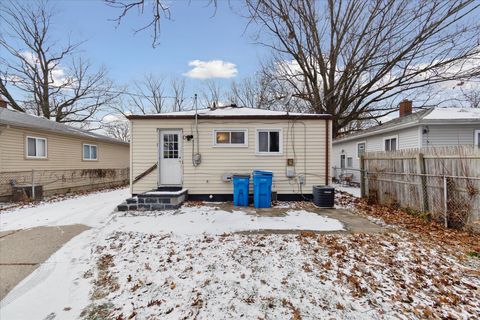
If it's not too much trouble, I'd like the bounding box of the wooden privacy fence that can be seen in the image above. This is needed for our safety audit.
[360,146,480,230]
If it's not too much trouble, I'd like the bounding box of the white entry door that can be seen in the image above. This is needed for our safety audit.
[159,130,182,186]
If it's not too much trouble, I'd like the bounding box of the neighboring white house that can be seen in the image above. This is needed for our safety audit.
[127,105,332,201]
[332,100,480,183]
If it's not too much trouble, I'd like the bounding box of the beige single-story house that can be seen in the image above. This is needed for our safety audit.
[0,104,129,201]
[127,105,332,201]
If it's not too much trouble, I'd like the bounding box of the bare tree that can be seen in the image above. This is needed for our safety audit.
[201,79,222,108]
[245,0,480,136]
[0,1,118,124]
[456,83,480,108]
[128,74,166,114]
[110,74,175,117]
[228,67,309,111]
[230,74,270,109]
[171,77,186,111]
[105,0,217,47]
[101,119,130,142]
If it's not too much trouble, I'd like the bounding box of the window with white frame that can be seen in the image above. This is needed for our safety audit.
[83,143,98,160]
[384,136,397,151]
[26,136,47,158]
[357,142,366,158]
[340,154,346,169]
[256,129,282,154]
[475,130,480,148]
[213,129,247,146]
[347,157,353,168]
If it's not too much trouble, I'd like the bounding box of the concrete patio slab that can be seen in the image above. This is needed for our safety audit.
[193,202,385,234]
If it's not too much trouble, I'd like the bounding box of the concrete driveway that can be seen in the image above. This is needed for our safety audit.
[0,224,89,300]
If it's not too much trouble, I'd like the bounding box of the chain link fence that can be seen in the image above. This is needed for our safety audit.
[0,168,129,201]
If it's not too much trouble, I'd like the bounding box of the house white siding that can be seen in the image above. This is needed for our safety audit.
[422,124,480,147]
[332,126,421,182]
[130,118,331,196]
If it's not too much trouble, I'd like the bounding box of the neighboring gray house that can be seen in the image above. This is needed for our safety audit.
[332,100,480,183]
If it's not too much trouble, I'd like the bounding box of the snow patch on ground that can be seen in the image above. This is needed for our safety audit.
[111,207,344,236]
[272,202,292,209]
[0,188,130,231]
[334,184,361,198]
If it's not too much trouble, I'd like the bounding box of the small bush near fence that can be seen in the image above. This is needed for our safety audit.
[361,146,480,231]
[0,168,129,201]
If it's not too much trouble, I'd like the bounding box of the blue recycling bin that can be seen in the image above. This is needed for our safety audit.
[253,170,273,208]
[233,175,250,206]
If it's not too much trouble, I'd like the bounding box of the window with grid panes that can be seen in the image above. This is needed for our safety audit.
[163,134,179,158]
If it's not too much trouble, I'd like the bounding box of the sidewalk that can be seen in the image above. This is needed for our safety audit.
[0,224,89,300]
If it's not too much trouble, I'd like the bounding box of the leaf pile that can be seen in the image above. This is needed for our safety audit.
[352,195,480,254]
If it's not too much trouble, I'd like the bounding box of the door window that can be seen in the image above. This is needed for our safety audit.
[163,134,179,159]
[340,154,346,169]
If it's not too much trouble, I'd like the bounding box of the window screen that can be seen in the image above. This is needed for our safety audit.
[84,144,90,159]
[27,138,36,157]
[259,131,269,152]
[90,145,97,159]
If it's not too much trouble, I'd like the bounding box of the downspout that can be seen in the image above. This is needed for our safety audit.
[325,119,330,186]
[192,94,201,167]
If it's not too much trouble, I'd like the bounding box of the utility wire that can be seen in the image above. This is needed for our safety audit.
[1,76,194,100]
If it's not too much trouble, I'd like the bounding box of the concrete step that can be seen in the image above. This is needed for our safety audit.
[117,189,188,211]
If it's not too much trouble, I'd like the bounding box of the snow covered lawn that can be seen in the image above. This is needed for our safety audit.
[84,231,479,319]
[1,189,479,319]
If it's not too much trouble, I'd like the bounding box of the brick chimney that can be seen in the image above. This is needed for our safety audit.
[0,97,7,109]
[399,99,412,117]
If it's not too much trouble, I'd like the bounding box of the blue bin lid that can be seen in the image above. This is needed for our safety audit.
[253,170,273,176]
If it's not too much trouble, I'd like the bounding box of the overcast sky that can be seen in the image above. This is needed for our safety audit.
[48,0,265,99]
